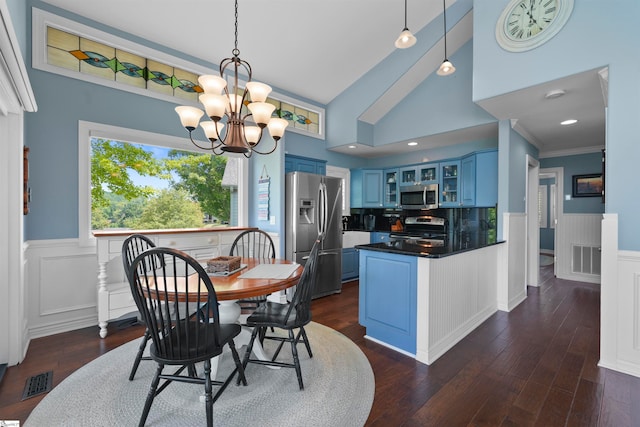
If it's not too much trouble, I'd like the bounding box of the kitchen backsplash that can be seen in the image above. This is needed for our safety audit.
[346,207,497,235]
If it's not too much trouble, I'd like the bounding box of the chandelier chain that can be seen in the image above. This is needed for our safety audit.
[233,0,240,57]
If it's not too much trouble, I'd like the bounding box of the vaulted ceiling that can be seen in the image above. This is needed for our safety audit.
[38,0,606,158]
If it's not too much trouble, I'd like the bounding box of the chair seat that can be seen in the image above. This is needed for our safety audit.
[245,301,306,330]
[151,322,242,365]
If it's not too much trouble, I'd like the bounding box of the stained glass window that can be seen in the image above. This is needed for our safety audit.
[36,8,324,139]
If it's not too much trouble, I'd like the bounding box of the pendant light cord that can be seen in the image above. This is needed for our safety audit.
[443,0,448,59]
[403,0,408,30]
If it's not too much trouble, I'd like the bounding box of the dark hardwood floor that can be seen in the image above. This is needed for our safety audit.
[2,263,640,426]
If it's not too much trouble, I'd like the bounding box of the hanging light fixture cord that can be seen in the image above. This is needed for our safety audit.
[443,0,447,59]
[403,0,408,30]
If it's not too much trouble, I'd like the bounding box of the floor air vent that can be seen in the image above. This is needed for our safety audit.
[21,371,53,400]
[572,244,601,275]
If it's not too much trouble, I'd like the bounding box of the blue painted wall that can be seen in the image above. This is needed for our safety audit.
[326,0,474,149]
[540,152,604,214]
[373,41,496,147]
[473,0,640,250]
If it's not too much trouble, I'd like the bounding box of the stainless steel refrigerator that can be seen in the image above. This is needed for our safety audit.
[285,171,342,299]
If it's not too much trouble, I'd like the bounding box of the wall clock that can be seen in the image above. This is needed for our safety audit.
[495,0,574,52]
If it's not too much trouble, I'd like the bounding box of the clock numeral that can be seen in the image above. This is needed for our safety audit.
[543,0,553,7]
[517,29,524,38]
[545,6,556,14]
[510,26,520,36]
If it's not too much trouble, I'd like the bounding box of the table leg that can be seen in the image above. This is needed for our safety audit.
[217,300,279,368]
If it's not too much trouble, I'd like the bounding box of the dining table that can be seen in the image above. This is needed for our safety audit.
[145,256,303,379]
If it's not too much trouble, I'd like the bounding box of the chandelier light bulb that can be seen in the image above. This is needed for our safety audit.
[248,102,276,127]
[244,126,261,144]
[199,94,227,121]
[200,121,225,141]
[175,106,204,131]
[198,75,227,94]
[267,118,288,141]
[246,81,272,102]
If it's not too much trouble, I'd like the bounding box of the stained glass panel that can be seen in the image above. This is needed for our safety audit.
[115,50,146,88]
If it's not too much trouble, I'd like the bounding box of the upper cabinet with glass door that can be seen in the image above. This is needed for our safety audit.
[399,164,438,186]
[383,169,399,208]
[439,160,460,207]
[418,164,437,184]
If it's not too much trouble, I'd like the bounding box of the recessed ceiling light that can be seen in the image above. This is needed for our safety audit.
[348,145,356,149]
[408,141,418,146]
[560,119,578,125]
[545,89,566,99]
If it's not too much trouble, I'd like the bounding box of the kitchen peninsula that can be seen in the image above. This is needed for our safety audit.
[356,232,504,365]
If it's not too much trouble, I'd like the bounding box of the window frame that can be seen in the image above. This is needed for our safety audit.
[78,120,247,247]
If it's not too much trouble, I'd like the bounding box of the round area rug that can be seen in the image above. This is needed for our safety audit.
[540,254,554,266]
[25,322,374,427]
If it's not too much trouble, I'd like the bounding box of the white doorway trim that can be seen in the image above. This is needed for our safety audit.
[525,155,540,286]
[539,167,564,277]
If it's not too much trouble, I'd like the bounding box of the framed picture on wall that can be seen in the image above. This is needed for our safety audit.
[572,174,603,198]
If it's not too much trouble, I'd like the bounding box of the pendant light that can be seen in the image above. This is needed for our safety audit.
[437,0,455,76]
[175,0,288,157]
[395,0,416,49]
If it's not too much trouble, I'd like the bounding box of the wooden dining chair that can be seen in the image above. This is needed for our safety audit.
[130,247,247,427]
[229,229,276,310]
[240,238,320,390]
[121,233,160,381]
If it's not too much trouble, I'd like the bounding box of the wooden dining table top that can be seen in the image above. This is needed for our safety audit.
[144,257,303,302]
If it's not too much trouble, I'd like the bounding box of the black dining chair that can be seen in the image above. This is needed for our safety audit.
[240,237,320,390]
[229,229,276,310]
[122,233,160,381]
[130,247,247,427]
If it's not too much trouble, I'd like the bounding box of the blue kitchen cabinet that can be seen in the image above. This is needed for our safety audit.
[474,150,498,207]
[439,160,460,207]
[460,154,476,207]
[383,169,399,208]
[351,169,383,208]
[284,154,326,175]
[399,166,419,186]
[358,249,417,354]
[341,248,359,281]
[418,163,438,184]
[370,232,390,243]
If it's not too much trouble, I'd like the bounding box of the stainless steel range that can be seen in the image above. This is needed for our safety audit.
[389,216,448,247]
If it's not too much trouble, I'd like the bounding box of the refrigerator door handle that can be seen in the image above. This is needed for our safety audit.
[318,182,327,239]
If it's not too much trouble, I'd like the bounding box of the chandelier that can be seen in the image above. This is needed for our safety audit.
[175,0,288,157]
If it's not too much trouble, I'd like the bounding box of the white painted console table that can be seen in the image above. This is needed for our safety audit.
[93,227,253,338]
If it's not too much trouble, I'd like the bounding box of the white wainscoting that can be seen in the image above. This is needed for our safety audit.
[26,239,99,339]
[557,213,602,284]
[599,214,640,378]
[26,229,252,340]
[416,245,499,364]
[498,213,527,312]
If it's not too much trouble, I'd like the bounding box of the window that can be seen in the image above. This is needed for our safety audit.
[34,8,325,140]
[78,121,248,246]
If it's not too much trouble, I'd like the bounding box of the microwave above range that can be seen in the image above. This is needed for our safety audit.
[399,183,439,210]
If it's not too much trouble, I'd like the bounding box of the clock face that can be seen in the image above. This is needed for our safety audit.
[495,0,573,52]
[506,0,558,41]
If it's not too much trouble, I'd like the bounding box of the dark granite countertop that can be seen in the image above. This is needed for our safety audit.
[355,232,504,258]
